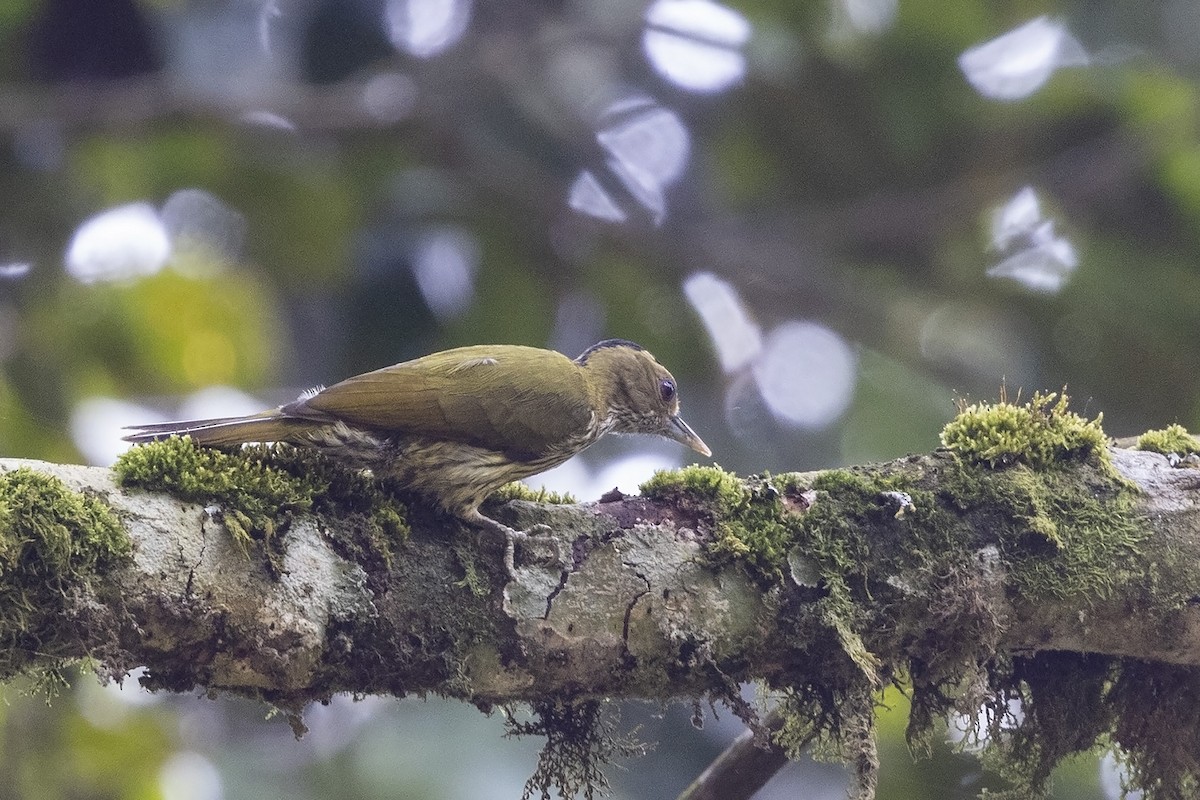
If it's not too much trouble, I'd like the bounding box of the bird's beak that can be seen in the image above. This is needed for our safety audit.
[667,414,712,458]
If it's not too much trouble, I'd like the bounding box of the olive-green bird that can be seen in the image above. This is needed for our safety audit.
[124,339,710,572]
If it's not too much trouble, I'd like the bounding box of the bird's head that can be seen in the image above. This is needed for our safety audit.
[576,339,711,457]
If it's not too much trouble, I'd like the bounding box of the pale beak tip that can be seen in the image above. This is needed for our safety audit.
[669,415,712,459]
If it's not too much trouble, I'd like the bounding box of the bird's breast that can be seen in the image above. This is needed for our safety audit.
[386,436,575,516]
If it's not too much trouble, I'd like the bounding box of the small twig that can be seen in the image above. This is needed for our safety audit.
[677,708,790,800]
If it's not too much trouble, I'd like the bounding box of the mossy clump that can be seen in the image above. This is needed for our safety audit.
[937,453,1144,601]
[935,389,1142,602]
[638,416,1157,799]
[965,654,1200,800]
[782,457,1152,798]
[926,394,1156,797]
[641,464,799,582]
[491,482,577,505]
[115,437,408,572]
[0,468,131,678]
[940,391,1107,469]
[505,699,645,800]
[1135,424,1200,457]
[640,465,907,793]
[640,463,745,509]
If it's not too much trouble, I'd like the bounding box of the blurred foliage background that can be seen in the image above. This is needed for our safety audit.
[1,0,1197,796]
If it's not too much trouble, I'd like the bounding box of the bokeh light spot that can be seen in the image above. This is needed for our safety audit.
[71,397,160,466]
[1099,750,1143,800]
[986,186,1077,293]
[752,321,857,429]
[66,203,172,283]
[412,227,479,319]
[838,0,897,35]
[258,0,281,58]
[919,302,1033,384]
[959,16,1087,101]
[361,72,418,123]
[597,99,690,192]
[683,272,762,373]
[643,0,750,93]
[0,263,32,280]
[386,0,472,58]
[532,449,683,502]
[159,751,223,800]
[239,110,298,131]
[161,188,246,273]
[573,98,691,225]
[177,386,269,421]
[568,171,627,222]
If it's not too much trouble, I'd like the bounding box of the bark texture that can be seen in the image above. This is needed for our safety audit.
[1,448,1197,699]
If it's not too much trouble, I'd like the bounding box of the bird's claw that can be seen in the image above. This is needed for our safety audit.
[466,511,567,579]
[503,524,568,579]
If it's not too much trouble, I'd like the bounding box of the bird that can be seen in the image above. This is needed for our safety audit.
[124,339,711,574]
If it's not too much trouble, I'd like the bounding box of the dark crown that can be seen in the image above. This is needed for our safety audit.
[574,339,645,364]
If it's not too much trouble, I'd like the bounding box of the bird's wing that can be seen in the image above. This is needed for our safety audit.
[286,345,594,460]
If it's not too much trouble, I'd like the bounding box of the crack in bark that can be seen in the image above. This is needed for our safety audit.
[542,569,570,620]
[622,568,651,646]
[187,513,210,598]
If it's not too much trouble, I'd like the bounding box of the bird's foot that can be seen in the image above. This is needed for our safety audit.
[503,523,569,579]
[468,512,567,579]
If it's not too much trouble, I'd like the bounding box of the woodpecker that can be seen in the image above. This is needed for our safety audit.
[125,340,710,573]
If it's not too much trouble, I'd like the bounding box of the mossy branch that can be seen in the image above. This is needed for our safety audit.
[0,410,1199,798]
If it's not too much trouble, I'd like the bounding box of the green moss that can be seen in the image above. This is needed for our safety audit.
[1136,423,1200,456]
[640,465,904,792]
[0,468,131,679]
[452,541,488,597]
[642,413,1156,797]
[640,463,745,507]
[789,457,1148,796]
[927,396,1159,796]
[491,482,577,505]
[940,391,1107,469]
[937,441,1142,601]
[641,465,798,582]
[801,470,914,683]
[115,437,408,573]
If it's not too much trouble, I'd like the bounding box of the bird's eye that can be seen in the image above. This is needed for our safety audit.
[659,379,676,403]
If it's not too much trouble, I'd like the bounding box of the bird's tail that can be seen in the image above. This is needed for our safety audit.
[123,409,314,448]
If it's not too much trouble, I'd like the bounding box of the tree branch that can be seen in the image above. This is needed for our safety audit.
[2,443,1199,796]
[3,448,1200,693]
[0,77,415,133]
